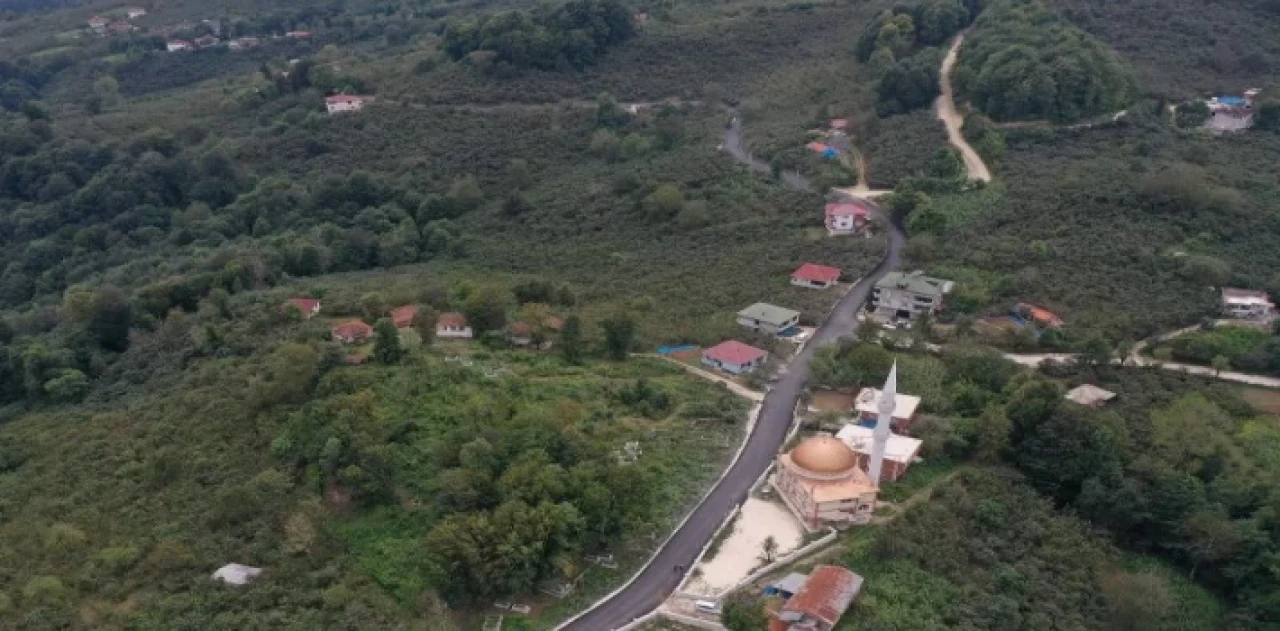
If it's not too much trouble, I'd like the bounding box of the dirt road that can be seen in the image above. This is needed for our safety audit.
[936,35,992,183]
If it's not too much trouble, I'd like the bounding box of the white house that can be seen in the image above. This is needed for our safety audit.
[212,563,263,586]
[791,263,842,290]
[869,271,953,322]
[436,312,474,339]
[88,16,109,31]
[825,201,869,236]
[701,340,768,374]
[325,94,370,114]
[1221,287,1273,319]
[166,39,193,52]
[737,302,801,335]
[126,7,147,18]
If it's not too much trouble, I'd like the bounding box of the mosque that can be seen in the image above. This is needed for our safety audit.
[772,363,901,531]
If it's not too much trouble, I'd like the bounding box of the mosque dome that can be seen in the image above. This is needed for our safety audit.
[789,434,857,476]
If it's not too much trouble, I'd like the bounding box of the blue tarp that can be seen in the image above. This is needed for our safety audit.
[1008,314,1028,328]
[1219,96,1247,106]
[821,148,839,159]
[657,345,697,355]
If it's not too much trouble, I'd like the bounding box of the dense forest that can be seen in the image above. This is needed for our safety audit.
[442,0,635,73]
[954,0,1135,122]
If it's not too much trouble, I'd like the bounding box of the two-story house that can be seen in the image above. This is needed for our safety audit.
[868,271,953,322]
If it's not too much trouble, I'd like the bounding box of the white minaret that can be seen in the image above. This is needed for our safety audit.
[868,361,897,486]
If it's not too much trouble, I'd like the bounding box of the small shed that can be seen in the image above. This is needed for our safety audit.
[212,563,263,586]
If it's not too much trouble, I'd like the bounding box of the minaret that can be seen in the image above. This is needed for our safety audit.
[868,361,897,486]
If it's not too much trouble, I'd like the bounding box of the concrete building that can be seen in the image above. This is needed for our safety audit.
[791,263,842,290]
[853,385,921,432]
[702,340,768,374]
[126,7,147,18]
[837,424,922,483]
[772,434,878,532]
[1221,287,1274,319]
[738,302,801,335]
[769,565,863,631]
[868,271,953,321]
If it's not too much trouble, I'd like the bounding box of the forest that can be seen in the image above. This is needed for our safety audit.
[442,0,635,73]
[953,0,1135,122]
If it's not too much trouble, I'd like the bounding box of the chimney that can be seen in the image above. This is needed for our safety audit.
[868,361,896,486]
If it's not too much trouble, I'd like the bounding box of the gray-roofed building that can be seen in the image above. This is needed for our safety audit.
[869,271,953,321]
[1064,384,1116,407]
[738,302,801,335]
[212,563,263,586]
[765,573,809,599]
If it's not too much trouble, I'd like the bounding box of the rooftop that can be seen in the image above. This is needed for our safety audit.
[437,312,468,328]
[212,563,262,586]
[738,302,801,327]
[792,263,842,283]
[875,271,953,297]
[390,305,418,327]
[826,201,870,218]
[789,434,857,475]
[704,340,768,366]
[854,387,922,420]
[332,320,373,338]
[1222,287,1272,305]
[1064,384,1117,406]
[836,424,923,464]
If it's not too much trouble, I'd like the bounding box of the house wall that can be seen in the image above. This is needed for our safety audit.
[853,453,908,482]
[437,326,473,339]
[327,101,364,114]
[856,411,911,432]
[791,278,834,290]
[871,287,939,320]
[738,314,799,334]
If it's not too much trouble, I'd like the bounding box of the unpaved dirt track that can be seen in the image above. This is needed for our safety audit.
[936,35,993,183]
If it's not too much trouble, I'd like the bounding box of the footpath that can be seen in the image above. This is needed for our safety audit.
[935,34,993,183]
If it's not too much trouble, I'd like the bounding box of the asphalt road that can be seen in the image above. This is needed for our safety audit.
[558,113,906,631]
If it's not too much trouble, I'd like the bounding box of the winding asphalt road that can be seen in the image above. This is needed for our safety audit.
[558,114,906,631]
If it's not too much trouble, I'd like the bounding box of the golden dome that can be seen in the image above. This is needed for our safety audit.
[789,435,857,476]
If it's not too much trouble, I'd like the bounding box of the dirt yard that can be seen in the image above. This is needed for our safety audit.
[810,389,855,413]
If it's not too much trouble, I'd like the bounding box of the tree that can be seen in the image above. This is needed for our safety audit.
[412,305,439,345]
[360,292,387,322]
[1076,335,1113,367]
[721,596,769,631]
[373,318,405,364]
[641,184,684,221]
[1099,570,1174,631]
[1211,354,1230,376]
[974,405,1011,462]
[559,315,584,364]
[44,368,89,402]
[760,535,779,563]
[88,287,133,352]
[255,343,319,408]
[601,313,636,360]
[1174,101,1210,128]
[463,286,512,333]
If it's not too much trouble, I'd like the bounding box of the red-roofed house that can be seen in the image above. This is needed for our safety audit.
[774,565,864,631]
[791,263,842,290]
[436,312,473,339]
[166,39,193,52]
[507,321,534,346]
[390,305,418,328]
[282,298,321,320]
[829,119,849,130]
[702,340,768,375]
[89,16,109,31]
[325,94,371,114]
[331,320,374,344]
[1016,303,1064,329]
[825,202,869,236]
[286,30,312,39]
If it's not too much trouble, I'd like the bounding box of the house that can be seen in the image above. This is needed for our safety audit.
[792,263,842,290]
[286,30,312,39]
[772,435,878,532]
[212,563,262,586]
[282,297,321,320]
[771,565,864,631]
[868,271,953,321]
[805,142,839,159]
[1016,303,1064,328]
[88,16,109,31]
[738,303,801,335]
[852,387,921,431]
[507,321,534,346]
[331,320,374,344]
[390,305,418,328]
[702,340,769,375]
[325,94,371,114]
[1221,287,1274,319]
[836,424,922,482]
[829,119,849,131]
[544,316,565,332]
[166,39,193,52]
[1065,384,1117,407]
[1205,92,1257,133]
[107,22,135,35]
[228,37,261,51]
[825,201,869,236]
[436,312,473,339]
[126,7,147,19]
[194,35,221,48]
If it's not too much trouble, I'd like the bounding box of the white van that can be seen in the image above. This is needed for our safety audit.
[694,600,721,615]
